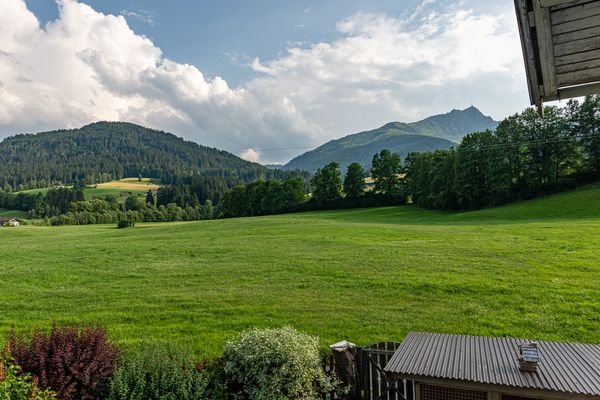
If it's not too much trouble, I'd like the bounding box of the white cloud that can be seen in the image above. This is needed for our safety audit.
[120,8,156,26]
[249,7,528,139]
[0,0,529,164]
[239,148,261,163]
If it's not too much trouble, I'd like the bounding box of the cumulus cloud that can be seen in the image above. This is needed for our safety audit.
[249,6,527,138]
[0,0,528,164]
[239,148,261,163]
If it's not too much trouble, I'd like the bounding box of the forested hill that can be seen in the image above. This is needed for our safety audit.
[0,122,274,191]
[283,106,498,172]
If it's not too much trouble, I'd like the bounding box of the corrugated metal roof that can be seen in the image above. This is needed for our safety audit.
[384,332,600,397]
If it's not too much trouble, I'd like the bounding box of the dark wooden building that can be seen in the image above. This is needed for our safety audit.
[385,332,600,400]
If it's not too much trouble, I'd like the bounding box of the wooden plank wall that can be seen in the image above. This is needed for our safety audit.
[551,1,600,87]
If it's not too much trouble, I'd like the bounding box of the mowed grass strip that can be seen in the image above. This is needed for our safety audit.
[1,186,599,357]
[86,178,160,200]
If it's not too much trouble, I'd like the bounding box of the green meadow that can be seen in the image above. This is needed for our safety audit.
[17,178,160,201]
[0,208,28,218]
[1,186,599,357]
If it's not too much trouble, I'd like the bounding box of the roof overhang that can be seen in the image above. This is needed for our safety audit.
[514,0,600,110]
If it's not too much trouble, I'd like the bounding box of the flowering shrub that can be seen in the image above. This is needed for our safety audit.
[107,343,207,400]
[0,347,56,400]
[222,326,339,400]
[9,324,120,400]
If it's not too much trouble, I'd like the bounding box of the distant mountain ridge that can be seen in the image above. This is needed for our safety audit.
[411,106,499,142]
[0,121,272,191]
[283,106,498,172]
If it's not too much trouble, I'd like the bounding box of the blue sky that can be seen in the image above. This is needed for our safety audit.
[24,0,427,85]
[4,0,530,163]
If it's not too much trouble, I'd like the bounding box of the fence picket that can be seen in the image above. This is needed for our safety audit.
[324,341,413,400]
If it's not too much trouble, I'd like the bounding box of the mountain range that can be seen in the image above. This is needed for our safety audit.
[0,107,497,191]
[282,106,498,172]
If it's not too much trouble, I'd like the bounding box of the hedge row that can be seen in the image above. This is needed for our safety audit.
[0,324,342,400]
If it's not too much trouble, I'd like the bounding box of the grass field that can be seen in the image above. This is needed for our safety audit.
[85,179,160,200]
[15,178,160,201]
[0,208,28,218]
[1,185,599,357]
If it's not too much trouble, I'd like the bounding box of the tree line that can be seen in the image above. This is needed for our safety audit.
[52,196,215,226]
[219,149,408,218]
[0,187,85,217]
[0,186,216,225]
[405,96,600,210]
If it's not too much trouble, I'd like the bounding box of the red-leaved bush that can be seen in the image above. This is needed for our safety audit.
[9,324,120,400]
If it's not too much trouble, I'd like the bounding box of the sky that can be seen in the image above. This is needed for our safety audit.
[1,0,533,164]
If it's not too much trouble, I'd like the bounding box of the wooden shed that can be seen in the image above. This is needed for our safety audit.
[514,0,600,110]
[384,332,600,400]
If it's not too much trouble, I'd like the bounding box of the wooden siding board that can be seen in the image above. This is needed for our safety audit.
[551,1,600,24]
[553,25,600,44]
[556,47,600,65]
[552,12,600,34]
[554,36,600,57]
[547,0,597,10]
[556,58,600,73]
[557,65,600,85]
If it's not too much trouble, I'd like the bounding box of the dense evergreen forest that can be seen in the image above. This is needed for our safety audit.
[0,121,296,192]
[405,96,600,210]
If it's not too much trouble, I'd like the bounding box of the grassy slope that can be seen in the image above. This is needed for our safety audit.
[85,178,160,200]
[1,186,599,356]
[14,178,159,202]
[0,208,28,218]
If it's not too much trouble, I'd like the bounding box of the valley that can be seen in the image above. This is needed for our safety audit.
[1,185,599,356]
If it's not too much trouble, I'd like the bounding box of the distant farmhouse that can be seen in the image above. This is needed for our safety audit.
[385,332,600,400]
[0,217,20,227]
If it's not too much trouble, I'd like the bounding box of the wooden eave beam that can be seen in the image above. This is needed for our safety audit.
[515,0,543,109]
[533,0,559,99]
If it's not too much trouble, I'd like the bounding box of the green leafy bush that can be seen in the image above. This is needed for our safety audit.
[0,349,56,400]
[222,327,338,400]
[107,343,207,400]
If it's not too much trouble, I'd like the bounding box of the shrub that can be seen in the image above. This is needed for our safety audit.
[222,326,339,400]
[9,324,120,400]
[0,347,57,400]
[116,219,131,228]
[196,358,228,400]
[107,343,207,400]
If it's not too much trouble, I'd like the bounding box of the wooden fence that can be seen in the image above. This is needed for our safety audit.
[323,342,415,400]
